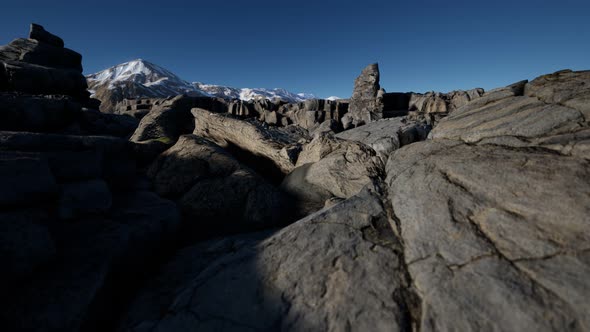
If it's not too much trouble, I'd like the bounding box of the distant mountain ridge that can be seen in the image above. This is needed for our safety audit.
[86,59,316,112]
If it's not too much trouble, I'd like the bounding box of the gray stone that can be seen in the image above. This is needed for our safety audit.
[336,117,430,160]
[120,186,412,332]
[347,63,384,126]
[281,134,381,215]
[192,108,307,174]
[385,140,590,331]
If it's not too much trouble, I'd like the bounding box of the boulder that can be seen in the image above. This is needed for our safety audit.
[119,186,413,332]
[0,38,82,72]
[1,60,88,99]
[148,135,288,236]
[0,131,138,189]
[29,23,64,48]
[0,92,82,132]
[336,117,430,160]
[281,134,381,215]
[430,88,585,145]
[524,69,590,119]
[385,140,590,331]
[347,63,385,126]
[76,107,139,137]
[192,108,307,175]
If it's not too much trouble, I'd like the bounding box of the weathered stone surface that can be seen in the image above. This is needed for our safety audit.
[45,149,102,181]
[407,88,484,126]
[282,134,381,215]
[0,38,82,72]
[347,63,384,126]
[148,135,287,235]
[0,131,138,188]
[120,186,413,332]
[0,210,55,283]
[29,23,64,48]
[1,60,89,99]
[430,73,588,147]
[0,92,82,132]
[524,69,590,119]
[430,96,583,143]
[0,152,58,207]
[336,117,430,160]
[385,141,590,331]
[0,191,180,332]
[192,108,307,174]
[76,107,139,137]
[58,179,112,220]
[311,118,341,137]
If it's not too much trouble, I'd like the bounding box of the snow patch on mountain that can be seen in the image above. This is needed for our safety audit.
[87,59,316,103]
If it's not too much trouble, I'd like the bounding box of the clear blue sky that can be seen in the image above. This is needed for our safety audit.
[1,0,589,98]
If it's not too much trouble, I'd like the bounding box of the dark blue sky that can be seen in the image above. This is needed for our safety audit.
[1,0,589,98]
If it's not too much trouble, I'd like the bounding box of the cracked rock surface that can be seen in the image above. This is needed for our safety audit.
[120,186,417,332]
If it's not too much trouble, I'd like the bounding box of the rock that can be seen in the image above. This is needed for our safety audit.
[0,131,138,189]
[0,210,55,283]
[336,117,430,160]
[29,23,64,48]
[311,118,341,137]
[524,69,590,119]
[0,38,82,72]
[58,179,112,220]
[148,135,288,236]
[0,92,82,132]
[430,95,583,144]
[130,102,192,143]
[0,190,180,331]
[407,88,484,126]
[129,95,230,143]
[347,63,385,126]
[45,149,103,181]
[76,107,139,137]
[1,60,88,99]
[120,186,413,332]
[281,134,381,215]
[0,152,58,207]
[381,71,590,330]
[192,108,307,175]
[385,140,590,331]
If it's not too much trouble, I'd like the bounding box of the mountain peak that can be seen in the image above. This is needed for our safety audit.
[86,60,317,111]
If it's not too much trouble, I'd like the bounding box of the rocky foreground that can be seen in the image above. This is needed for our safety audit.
[0,25,589,332]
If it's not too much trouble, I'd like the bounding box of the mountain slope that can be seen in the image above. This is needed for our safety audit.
[87,59,315,112]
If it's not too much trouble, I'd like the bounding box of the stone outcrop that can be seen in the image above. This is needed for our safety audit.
[281,133,382,216]
[119,186,414,332]
[192,108,308,176]
[1,22,589,332]
[0,24,88,100]
[147,135,289,238]
[407,88,485,126]
[336,117,430,160]
[345,63,385,127]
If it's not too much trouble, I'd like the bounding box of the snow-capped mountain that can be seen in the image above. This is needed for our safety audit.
[193,83,314,103]
[86,59,315,112]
